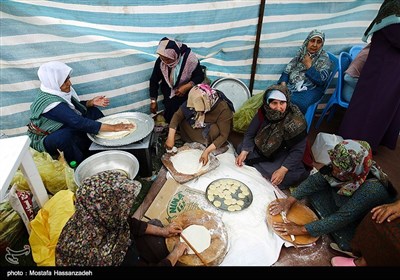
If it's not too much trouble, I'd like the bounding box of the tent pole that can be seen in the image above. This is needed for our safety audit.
[249,0,265,96]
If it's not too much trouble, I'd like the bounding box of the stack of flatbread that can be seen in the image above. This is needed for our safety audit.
[96,118,136,140]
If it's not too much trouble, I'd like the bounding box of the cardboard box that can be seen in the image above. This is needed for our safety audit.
[143,179,215,225]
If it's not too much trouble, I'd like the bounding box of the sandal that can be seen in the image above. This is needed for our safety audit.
[331,256,356,267]
[329,242,356,258]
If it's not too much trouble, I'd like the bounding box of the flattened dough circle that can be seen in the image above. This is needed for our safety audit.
[180,225,211,254]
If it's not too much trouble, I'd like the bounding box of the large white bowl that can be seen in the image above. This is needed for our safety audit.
[74,150,139,186]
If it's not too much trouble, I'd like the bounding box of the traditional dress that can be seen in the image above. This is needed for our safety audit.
[278,29,332,113]
[169,84,234,148]
[27,61,103,164]
[237,84,309,189]
[56,170,171,266]
[149,37,204,123]
[339,1,400,151]
[293,140,396,251]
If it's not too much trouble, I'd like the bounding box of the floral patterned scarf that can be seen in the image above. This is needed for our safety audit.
[324,139,390,196]
[56,170,140,266]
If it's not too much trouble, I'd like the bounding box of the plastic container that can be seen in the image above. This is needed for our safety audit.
[65,161,78,193]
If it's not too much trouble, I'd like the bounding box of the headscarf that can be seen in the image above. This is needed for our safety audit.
[186,84,220,128]
[156,37,199,98]
[363,0,400,42]
[284,29,331,92]
[37,61,80,113]
[254,84,307,158]
[56,170,140,266]
[324,139,390,196]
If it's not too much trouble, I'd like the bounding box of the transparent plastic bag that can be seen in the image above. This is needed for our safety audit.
[232,92,264,133]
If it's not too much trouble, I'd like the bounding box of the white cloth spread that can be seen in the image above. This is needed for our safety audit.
[180,144,284,266]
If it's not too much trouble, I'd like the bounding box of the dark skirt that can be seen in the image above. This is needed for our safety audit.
[351,211,400,266]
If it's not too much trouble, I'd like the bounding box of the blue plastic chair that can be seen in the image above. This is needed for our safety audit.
[315,52,352,129]
[349,45,364,59]
[304,51,339,132]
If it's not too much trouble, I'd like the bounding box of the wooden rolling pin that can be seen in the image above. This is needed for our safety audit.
[180,233,208,266]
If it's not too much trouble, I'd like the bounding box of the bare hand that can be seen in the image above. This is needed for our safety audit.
[302,53,312,69]
[269,197,296,216]
[150,101,158,114]
[371,200,400,223]
[114,122,134,131]
[272,220,305,236]
[200,150,209,165]
[271,166,288,186]
[235,151,249,167]
[92,96,109,107]
[163,222,183,237]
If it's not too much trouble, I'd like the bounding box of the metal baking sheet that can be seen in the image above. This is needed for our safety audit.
[211,78,251,111]
[88,112,154,147]
[205,178,253,212]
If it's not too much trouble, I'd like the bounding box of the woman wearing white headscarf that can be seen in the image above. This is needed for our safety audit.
[278,29,332,114]
[28,61,133,164]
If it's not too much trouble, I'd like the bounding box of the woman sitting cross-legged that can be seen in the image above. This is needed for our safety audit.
[235,84,309,189]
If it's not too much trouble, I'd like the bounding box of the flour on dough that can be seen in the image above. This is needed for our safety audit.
[170,149,210,175]
[180,225,211,254]
[96,118,136,140]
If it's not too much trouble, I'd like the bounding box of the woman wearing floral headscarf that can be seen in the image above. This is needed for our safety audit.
[149,37,204,123]
[235,84,309,189]
[55,170,187,266]
[269,140,396,252]
[278,29,332,113]
[165,83,234,165]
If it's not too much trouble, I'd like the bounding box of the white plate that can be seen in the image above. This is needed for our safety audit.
[211,78,251,111]
[88,112,154,147]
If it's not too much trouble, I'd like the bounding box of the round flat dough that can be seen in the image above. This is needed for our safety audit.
[180,225,211,254]
[96,118,137,140]
[170,149,210,175]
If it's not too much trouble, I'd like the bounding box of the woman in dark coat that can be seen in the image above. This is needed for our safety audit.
[339,0,400,152]
[149,37,204,123]
[235,84,309,189]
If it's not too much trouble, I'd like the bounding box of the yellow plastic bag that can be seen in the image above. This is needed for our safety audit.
[11,148,67,195]
[233,92,264,133]
[29,190,75,266]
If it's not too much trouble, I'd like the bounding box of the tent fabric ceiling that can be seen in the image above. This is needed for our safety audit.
[0,0,380,136]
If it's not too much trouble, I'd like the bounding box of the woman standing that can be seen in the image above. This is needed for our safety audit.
[235,84,309,189]
[278,29,332,114]
[149,37,204,123]
[339,0,400,152]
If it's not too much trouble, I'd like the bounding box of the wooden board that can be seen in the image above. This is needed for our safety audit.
[165,209,228,266]
[266,199,320,246]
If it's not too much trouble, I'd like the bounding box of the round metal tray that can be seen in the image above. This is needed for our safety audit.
[205,178,253,212]
[88,112,154,147]
[211,78,250,111]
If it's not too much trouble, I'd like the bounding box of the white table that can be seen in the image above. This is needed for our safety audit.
[0,135,49,208]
